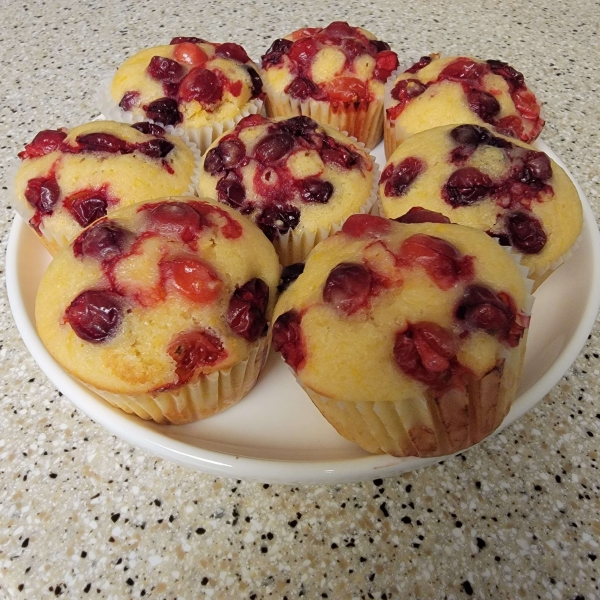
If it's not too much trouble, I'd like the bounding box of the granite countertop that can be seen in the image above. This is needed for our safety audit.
[1,1,599,598]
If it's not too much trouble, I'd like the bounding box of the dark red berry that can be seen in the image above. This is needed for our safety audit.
[395,207,451,224]
[272,310,305,371]
[75,133,130,154]
[279,116,318,137]
[467,89,501,122]
[321,138,359,169]
[119,91,140,111]
[405,56,432,74]
[73,221,131,262]
[370,40,391,53]
[18,129,67,160]
[131,122,166,136]
[254,132,295,163]
[144,201,204,244]
[341,214,391,238]
[289,37,321,66]
[216,42,250,63]
[450,124,492,146]
[299,179,333,203]
[443,167,494,207]
[456,285,514,340]
[323,262,373,315]
[65,289,124,343]
[383,157,425,197]
[203,148,225,175]
[64,189,109,227]
[261,38,293,68]
[440,57,487,84]
[147,56,185,83]
[226,278,270,342]
[144,98,182,125]
[167,329,227,385]
[323,21,356,39]
[256,204,300,240]
[486,59,524,91]
[137,138,174,158]
[246,66,263,98]
[506,212,547,254]
[170,36,206,45]
[285,77,319,101]
[179,68,223,105]
[390,79,427,103]
[24,175,60,213]
[522,151,552,182]
[278,263,305,293]
[216,173,246,208]
[218,137,246,169]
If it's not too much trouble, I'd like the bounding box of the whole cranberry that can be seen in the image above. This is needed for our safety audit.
[179,68,223,105]
[144,201,204,244]
[144,98,182,125]
[450,124,493,146]
[137,139,174,158]
[24,176,60,213]
[390,79,427,103]
[203,147,225,175]
[285,77,319,101]
[256,204,300,240]
[254,132,295,163]
[323,21,356,39]
[65,190,108,227]
[216,173,246,208]
[119,91,140,111]
[65,289,124,343]
[383,157,425,197]
[226,278,270,342]
[506,212,547,254]
[323,262,373,315]
[299,179,333,203]
[18,129,67,160]
[219,137,246,169]
[341,214,391,238]
[395,207,451,224]
[261,38,293,68]
[147,56,185,83]
[440,57,486,83]
[272,310,305,371]
[522,151,552,182]
[75,133,130,154]
[467,89,501,122]
[289,37,321,66]
[131,122,166,136]
[216,42,250,63]
[279,116,318,137]
[456,285,514,339]
[278,263,305,293]
[442,167,494,207]
[321,138,359,169]
[73,221,131,262]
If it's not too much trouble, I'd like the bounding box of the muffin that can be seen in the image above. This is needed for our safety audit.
[103,37,264,153]
[14,120,198,255]
[272,214,532,458]
[260,21,398,149]
[384,54,544,157]
[35,197,281,424]
[198,114,378,265]
[378,124,582,288]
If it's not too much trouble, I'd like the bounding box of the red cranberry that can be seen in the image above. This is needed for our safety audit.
[246,66,263,98]
[18,129,67,160]
[279,116,318,137]
[204,147,225,175]
[278,263,305,293]
[167,329,227,385]
[323,262,373,315]
[323,77,369,102]
[216,173,246,208]
[442,167,494,207]
[486,59,524,91]
[24,175,60,213]
[450,124,493,146]
[144,201,204,244]
[173,42,207,67]
[341,214,391,238]
[467,89,501,122]
[64,189,108,227]
[137,138,174,158]
[257,204,300,240]
[321,137,359,169]
[170,36,206,44]
[144,98,182,125]
[147,56,185,83]
[219,137,246,169]
[440,57,487,83]
[340,38,366,62]
[272,310,305,371]
[131,122,166,136]
[189,200,243,240]
[370,40,391,54]
[73,221,131,262]
[285,77,319,101]
[395,207,451,224]
[456,285,513,339]
[288,37,321,66]
[65,289,124,343]
[522,151,552,182]
[119,91,140,111]
[390,79,427,103]
[383,157,425,197]
[226,278,270,342]
[75,133,130,154]
[216,42,250,63]
[161,257,222,303]
[254,132,295,163]
[373,50,399,82]
[405,56,432,74]
[507,212,547,254]
[323,21,356,39]
[261,38,293,68]
[299,179,333,203]
[179,68,223,105]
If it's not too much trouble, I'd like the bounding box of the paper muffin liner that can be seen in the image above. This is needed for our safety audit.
[84,336,270,425]
[274,143,381,266]
[9,127,201,256]
[261,74,384,150]
[95,76,265,155]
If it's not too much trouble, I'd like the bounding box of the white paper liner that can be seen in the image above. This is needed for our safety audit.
[95,75,265,155]
[84,336,270,425]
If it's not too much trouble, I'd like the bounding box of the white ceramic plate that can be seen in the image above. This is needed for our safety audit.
[7,141,600,484]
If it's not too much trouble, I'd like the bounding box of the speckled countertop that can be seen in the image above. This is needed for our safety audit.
[1,1,600,598]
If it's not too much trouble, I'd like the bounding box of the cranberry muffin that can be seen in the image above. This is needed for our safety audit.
[260,21,398,149]
[36,198,280,424]
[272,214,532,457]
[104,37,264,153]
[198,114,378,265]
[384,54,544,157]
[378,124,582,288]
[14,121,197,255]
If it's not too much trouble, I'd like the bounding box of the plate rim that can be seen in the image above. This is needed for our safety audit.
[6,141,600,484]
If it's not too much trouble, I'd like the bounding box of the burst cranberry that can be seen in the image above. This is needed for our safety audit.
[467,89,501,122]
[323,262,373,315]
[137,138,174,158]
[216,173,246,208]
[226,278,270,342]
[144,98,182,125]
[486,59,524,90]
[65,289,124,343]
[323,21,356,39]
[395,207,451,224]
[257,204,300,240]
[131,122,166,136]
[167,329,227,385]
[24,175,60,213]
[215,42,250,63]
[173,42,207,67]
[495,115,524,140]
[278,263,305,293]
[279,116,318,137]
[73,221,131,262]
[323,77,369,102]
[383,157,425,197]
[162,257,222,304]
[391,79,426,103]
[178,68,223,105]
[405,56,432,74]
[440,57,487,83]
[341,38,366,62]
[456,285,514,340]
[289,38,321,66]
[246,66,263,98]
[370,40,391,53]
[341,214,391,238]
[19,129,67,160]
[272,310,305,371]
[507,212,547,254]
[203,147,225,175]
[261,38,293,67]
[144,201,204,244]
[147,56,185,83]
[522,151,552,182]
[443,167,494,207]
[401,234,471,290]
[75,133,130,154]
[299,179,333,204]
[512,88,541,120]
[321,138,359,169]
[189,200,243,240]
[285,77,319,101]
[373,50,399,81]
[254,132,295,163]
[170,36,206,44]
[119,91,140,111]
[64,189,108,227]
